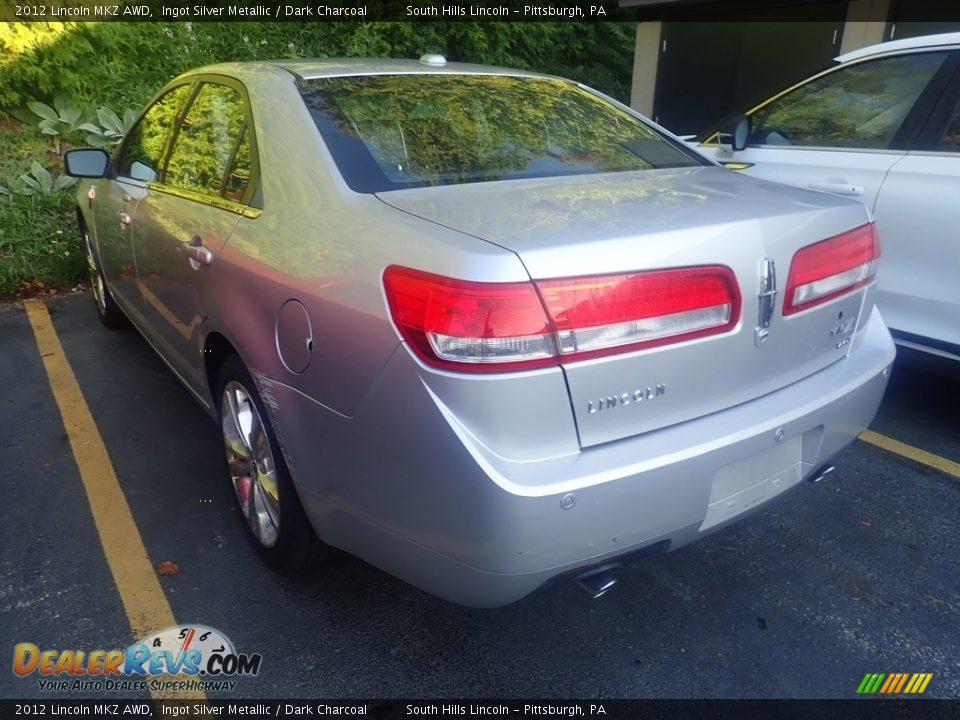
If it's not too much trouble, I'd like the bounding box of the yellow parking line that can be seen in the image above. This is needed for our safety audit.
[24,299,205,702]
[859,429,960,479]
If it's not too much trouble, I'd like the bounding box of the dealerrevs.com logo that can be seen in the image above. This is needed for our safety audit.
[13,625,261,693]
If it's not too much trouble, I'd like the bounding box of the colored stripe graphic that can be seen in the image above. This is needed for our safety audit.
[879,674,896,693]
[857,673,886,694]
[856,672,932,694]
[905,673,933,694]
[880,673,904,693]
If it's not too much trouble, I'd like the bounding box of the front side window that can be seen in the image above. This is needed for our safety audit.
[750,52,948,149]
[117,84,192,181]
[165,83,248,199]
[299,74,705,193]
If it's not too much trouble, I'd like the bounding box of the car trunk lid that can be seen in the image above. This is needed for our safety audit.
[377,166,876,448]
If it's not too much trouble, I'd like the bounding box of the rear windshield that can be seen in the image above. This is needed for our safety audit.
[299,74,706,192]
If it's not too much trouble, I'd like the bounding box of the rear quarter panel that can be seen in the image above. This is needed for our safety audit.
[202,65,535,419]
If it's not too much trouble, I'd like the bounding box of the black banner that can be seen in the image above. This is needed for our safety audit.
[3,699,960,720]
[5,0,958,23]
[0,0,633,23]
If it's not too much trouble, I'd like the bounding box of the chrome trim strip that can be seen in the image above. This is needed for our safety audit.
[146,182,262,218]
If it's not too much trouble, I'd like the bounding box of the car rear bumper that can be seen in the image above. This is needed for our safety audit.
[264,307,894,607]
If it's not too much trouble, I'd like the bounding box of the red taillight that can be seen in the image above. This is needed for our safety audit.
[382,267,556,371]
[384,265,741,372]
[783,223,879,316]
[536,266,740,361]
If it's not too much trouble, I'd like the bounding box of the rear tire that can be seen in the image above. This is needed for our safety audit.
[216,355,326,569]
[81,221,125,328]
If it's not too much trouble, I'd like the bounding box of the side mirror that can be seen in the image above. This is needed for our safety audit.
[717,116,751,154]
[64,148,110,178]
[129,161,157,183]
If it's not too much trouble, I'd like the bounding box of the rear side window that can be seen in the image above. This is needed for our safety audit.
[299,74,705,193]
[751,52,949,149]
[223,128,253,201]
[165,82,249,199]
[939,98,960,152]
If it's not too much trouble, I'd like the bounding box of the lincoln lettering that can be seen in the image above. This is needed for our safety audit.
[587,384,666,414]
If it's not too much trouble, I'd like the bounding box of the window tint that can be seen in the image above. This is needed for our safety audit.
[117,84,192,181]
[939,99,960,152]
[751,52,948,149]
[165,83,248,198]
[299,74,704,193]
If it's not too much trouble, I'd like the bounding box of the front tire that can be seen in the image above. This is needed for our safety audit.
[216,355,325,569]
[81,221,125,328]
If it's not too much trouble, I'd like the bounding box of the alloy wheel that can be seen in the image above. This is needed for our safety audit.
[221,380,282,547]
[83,231,107,317]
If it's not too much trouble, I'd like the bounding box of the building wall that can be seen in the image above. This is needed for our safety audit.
[630,22,661,119]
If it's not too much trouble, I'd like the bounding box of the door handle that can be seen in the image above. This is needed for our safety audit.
[808,182,864,196]
[184,245,213,266]
[183,236,213,266]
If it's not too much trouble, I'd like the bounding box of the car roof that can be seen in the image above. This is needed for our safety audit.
[186,58,550,82]
[836,31,960,64]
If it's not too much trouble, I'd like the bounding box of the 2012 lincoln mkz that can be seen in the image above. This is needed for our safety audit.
[64,57,896,606]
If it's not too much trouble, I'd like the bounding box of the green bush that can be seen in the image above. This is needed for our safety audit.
[0,125,50,181]
[0,190,81,295]
[0,119,85,295]
[0,22,635,112]
[0,22,636,295]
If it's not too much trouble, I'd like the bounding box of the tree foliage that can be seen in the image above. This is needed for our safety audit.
[0,21,637,295]
[0,22,636,114]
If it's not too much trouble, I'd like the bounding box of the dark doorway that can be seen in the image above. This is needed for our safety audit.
[887,0,960,41]
[653,8,845,135]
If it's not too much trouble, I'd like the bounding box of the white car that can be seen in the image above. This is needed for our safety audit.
[698,32,960,362]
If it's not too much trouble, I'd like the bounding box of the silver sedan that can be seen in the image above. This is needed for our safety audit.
[65,57,895,606]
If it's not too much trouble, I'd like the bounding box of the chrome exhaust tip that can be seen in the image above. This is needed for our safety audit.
[574,563,621,599]
[808,463,836,484]
[577,574,618,599]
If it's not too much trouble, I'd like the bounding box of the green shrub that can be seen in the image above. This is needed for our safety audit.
[0,190,81,295]
[0,21,636,295]
[14,160,78,196]
[0,123,84,295]
[0,22,636,113]
[0,125,50,180]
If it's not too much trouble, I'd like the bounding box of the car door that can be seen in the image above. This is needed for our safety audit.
[94,83,193,316]
[701,50,958,215]
[871,81,960,358]
[131,78,260,397]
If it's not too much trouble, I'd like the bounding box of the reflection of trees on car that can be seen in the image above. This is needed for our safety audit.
[120,84,193,178]
[301,75,695,190]
[165,84,247,198]
[754,53,947,149]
